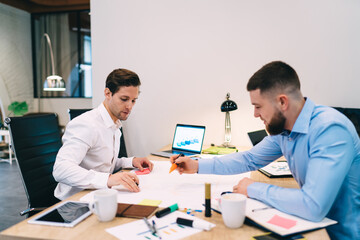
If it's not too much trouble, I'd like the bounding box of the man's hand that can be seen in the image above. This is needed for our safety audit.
[107,172,140,192]
[132,157,154,171]
[233,177,255,197]
[169,154,198,174]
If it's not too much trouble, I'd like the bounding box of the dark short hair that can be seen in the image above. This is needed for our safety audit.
[105,68,141,95]
[247,61,300,95]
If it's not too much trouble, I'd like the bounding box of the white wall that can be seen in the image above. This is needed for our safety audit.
[91,0,360,157]
[0,3,33,116]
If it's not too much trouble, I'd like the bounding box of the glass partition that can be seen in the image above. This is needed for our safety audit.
[32,11,92,98]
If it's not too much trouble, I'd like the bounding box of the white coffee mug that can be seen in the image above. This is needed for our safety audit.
[89,189,118,222]
[219,193,247,228]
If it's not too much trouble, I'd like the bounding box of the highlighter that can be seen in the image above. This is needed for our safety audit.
[155,203,179,218]
[205,183,211,217]
[169,154,184,173]
[176,217,212,231]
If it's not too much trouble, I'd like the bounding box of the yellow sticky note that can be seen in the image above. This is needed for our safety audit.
[138,199,162,206]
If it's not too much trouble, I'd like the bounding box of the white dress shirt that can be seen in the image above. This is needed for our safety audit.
[53,103,133,200]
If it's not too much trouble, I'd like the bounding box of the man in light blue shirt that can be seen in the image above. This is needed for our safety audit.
[171,61,360,239]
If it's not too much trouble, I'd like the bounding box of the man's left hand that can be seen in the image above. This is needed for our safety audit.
[132,157,154,171]
[233,177,255,197]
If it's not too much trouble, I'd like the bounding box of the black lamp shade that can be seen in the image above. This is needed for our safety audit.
[221,100,238,112]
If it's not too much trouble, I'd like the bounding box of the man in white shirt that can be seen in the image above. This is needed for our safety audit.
[53,68,153,200]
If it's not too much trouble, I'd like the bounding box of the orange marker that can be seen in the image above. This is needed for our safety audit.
[169,153,184,173]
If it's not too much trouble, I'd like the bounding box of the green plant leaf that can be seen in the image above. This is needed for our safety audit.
[8,101,28,116]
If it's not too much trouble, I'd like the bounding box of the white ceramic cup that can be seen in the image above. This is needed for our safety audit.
[219,193,247,228]
[89,189,118,222]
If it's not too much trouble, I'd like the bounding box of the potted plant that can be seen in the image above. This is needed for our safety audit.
[0,101,29,130]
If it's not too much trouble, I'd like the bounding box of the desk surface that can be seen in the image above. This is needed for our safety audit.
[0,148,329,240]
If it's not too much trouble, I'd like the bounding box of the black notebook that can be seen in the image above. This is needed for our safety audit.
[258,161,292,178]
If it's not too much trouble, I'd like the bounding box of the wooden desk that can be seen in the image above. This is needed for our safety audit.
[0,151,329,240]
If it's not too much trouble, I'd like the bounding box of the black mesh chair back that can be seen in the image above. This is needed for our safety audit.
[68,108,128,158]
[68,108,92,120]
[5,114,61,215]
[333,107,360,137]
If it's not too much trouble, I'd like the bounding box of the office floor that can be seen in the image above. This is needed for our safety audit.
[0,160,27,231]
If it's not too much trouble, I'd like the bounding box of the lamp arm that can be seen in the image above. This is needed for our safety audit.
[43,33,56,76]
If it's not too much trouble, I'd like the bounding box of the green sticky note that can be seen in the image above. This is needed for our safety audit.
[202,146,238,155]
[138,199,162,206]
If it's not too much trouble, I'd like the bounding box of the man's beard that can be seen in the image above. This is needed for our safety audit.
[266,110,286,135]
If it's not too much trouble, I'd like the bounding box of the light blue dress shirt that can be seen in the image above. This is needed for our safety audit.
[199,98,360,240]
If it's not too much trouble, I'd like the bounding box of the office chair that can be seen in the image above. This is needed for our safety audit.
[68,108,128,158]
[333,107,360,137]
[68,108,92,120]
[5,114,61,216]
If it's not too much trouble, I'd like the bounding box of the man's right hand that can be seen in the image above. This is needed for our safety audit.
[107,172,140,192]
[170,154,199,174]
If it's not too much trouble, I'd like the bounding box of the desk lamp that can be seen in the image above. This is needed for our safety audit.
[221,93,237,148]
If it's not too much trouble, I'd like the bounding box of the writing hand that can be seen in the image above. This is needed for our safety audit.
[170,154,198,174]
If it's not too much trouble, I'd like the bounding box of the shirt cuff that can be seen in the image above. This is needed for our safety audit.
[198,158,215,174]
[247,182,270,200]
[90,170,111,189]
[121,157,134,168]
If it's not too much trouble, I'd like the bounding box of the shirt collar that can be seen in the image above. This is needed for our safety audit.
[290,97,315,135]
[98,103,123,129]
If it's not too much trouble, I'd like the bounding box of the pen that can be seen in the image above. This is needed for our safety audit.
[143,217,154,233]
[152,220,162,239]
[169,153,184,173]
[202,204,221,214]
[155,203,179,218]
[143,218,162,239]
[252,206,273,212]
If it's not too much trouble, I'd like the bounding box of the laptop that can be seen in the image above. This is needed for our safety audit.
[247,129,268,146]
[151,124,206,158]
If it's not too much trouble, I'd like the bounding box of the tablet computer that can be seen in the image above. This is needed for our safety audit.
[28,201,92,227]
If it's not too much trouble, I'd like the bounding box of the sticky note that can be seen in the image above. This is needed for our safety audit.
[267,214,297,229]
[135,168,151,175]
[138,199,162,206]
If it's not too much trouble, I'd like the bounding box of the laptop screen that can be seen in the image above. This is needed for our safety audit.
[171,124,206,153]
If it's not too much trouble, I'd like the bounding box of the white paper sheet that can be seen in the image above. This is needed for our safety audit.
[80,161,250,209]
[106,211,215,240]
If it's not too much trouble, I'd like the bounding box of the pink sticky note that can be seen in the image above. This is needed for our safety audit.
[135,168,151,175]
[267,214,297,229]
